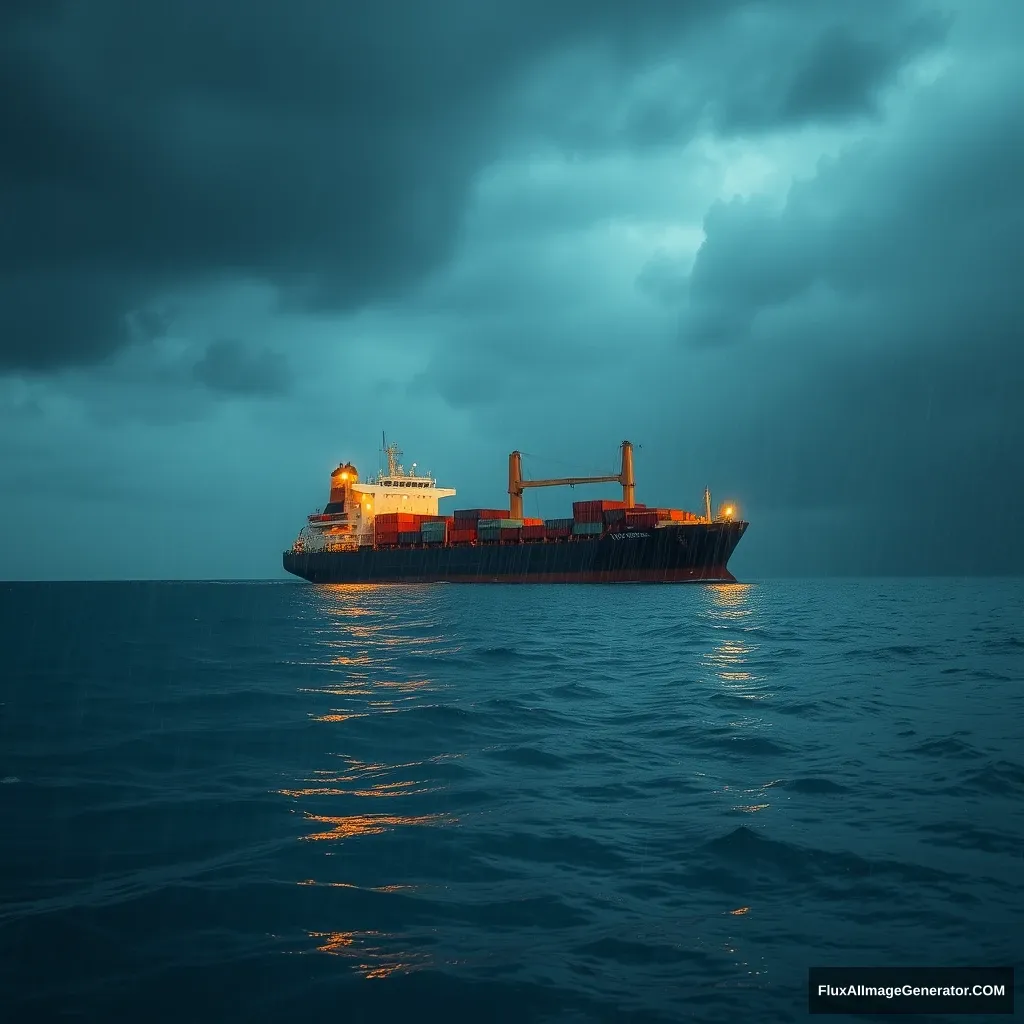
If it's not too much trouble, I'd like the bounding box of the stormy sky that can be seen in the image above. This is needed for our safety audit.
[2,0,1021,579]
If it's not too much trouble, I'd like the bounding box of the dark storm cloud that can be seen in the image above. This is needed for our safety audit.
[683,68,1024,348]
[0,0,945,374]
[0,0,710,372]
[514,0,944,154]
[659,52,1024,573]
[717,11,949,131]
[192,338,289,397]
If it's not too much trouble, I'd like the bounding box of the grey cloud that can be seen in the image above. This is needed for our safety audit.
[654,53,1024,573]
[634,254,690,306]
[514,0,945,155]
[0,0,947,376]
[192,338,289,397]
[0,0,742,374]
[720,11,949,131]
[682,95,1024,348]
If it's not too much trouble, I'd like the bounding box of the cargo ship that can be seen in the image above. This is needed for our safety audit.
[282,439,747,584]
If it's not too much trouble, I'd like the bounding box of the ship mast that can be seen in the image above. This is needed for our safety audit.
[385,443,402,477]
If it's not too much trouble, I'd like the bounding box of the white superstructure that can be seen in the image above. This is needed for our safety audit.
[348,443,456,544]
[292,441,455,552]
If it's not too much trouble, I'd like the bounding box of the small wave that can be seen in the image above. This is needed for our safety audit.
[783,777,848,794]
[701,826,962,887]
[909,737,984,760]
[484,746,568,770]
[945,759,1024,795]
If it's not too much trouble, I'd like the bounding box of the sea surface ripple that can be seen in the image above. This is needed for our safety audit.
[1,579,1022,1022]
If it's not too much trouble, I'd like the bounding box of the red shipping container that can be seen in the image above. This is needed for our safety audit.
[573,499,627,522]
[521,525,545,540]
[625,511,660,528]
[453,508,510,521]
[449,529,476,544]
[544,525,572,539]
[500,527,521,541]
[377,512,445,526]
[522,518,543,526]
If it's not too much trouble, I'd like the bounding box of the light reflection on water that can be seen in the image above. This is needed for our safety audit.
[286,584,458,975]
[702,584,769,700]
[700,585,782,819]
[306,930,432,980]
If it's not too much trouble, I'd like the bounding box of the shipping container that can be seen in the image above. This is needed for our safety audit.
[625,510,660,528]
[572,521,604,536]
[544,526,572,539]
[374,532,399,545]
[374,512,417,526]
[478,519,523,529]
[573,500,627,522]
[453,508,510,522]
[522,518,543,526]
[420,520,448,534]
[544,518,574,530]
[603,508,626,523]
[521,525,546,540]
[448,528,477,544]
[500,527,521,541]
[397,531,421,544]
[374,512,446,527]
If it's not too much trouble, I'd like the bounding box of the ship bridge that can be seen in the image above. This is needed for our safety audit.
[296,441,455,551]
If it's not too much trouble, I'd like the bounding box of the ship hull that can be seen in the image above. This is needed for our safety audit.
[282,522,747,584]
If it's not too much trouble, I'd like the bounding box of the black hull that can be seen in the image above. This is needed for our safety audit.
[282,522,747,584]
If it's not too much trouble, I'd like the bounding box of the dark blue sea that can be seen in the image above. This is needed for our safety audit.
[1,579,1021,1022]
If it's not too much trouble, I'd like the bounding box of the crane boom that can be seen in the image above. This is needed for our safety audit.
[508,441,636,519]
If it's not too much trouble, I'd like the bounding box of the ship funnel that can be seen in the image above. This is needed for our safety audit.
[329,462,359,505]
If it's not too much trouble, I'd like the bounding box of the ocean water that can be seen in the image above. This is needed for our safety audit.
[0,579,1021,1022]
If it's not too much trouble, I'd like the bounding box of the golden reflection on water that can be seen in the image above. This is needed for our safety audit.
[701,586,784,818]
[703,584,769,700]
[284,584,461,974]
[306,930,430,979]
[302,811,454,842]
